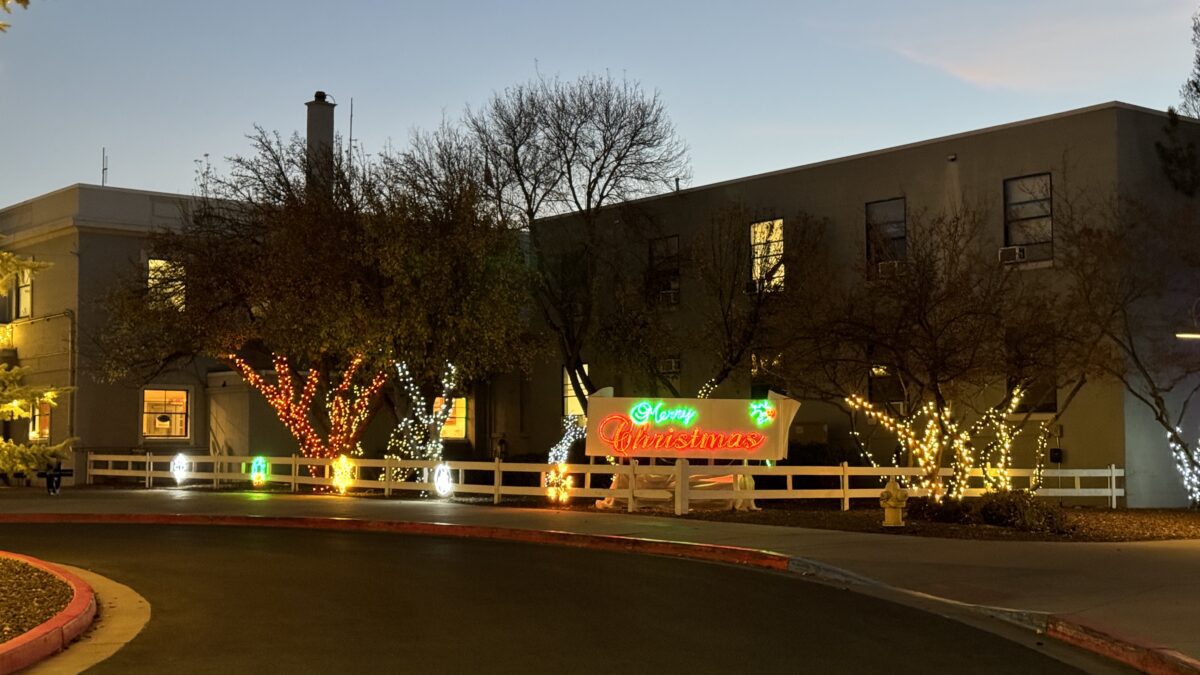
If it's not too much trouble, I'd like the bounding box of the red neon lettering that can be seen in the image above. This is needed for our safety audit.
[597,414,766,456]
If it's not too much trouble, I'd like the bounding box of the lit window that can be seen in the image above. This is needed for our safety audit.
[29,399,50,442]
[148,258,185,310]
[1004,174,1052,261]
[143,389,189,438]
[434,396,468,440]
[563,365,588,421]
[750,219,784,290]
[14,268,31,319]
[866,198,906,264]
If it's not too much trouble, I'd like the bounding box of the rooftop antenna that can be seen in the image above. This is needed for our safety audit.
[101,147,108,186]
[348,97,354,174]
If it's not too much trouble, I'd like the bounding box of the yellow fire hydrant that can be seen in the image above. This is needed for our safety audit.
[879,477,908,527]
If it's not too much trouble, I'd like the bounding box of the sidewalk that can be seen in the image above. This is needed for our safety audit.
[3,487,1198,663]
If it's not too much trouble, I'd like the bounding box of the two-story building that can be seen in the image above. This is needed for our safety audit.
[2,100,1195,506]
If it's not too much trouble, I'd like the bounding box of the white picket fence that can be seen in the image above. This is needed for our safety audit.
[85,452,1124,514]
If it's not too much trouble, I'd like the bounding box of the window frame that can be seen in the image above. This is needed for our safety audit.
[14,267,32,319]
[147,257,186,310]
[140,386,192,441]
[28,398,51,443]
[749,218,785,291]
[1003,172,1053,261]
[655,354,681,395]
[648,235,681,306]
[865,197,907,265]
[1008,373,1058,416]
[563,364,589,421]
[434,396,469,441]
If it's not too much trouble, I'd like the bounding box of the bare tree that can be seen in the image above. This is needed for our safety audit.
[775,204,1074,497]
[1056,193,1200,504]
[468,73,689,413]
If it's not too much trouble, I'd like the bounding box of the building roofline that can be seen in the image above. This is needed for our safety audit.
[0,183,192,214]
[622,100,1184,208]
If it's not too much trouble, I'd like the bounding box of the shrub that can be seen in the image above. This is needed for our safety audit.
[977,489,1070,534]
[907,496,974,524]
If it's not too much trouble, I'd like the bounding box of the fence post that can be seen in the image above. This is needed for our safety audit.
[290,454,298,493]
[585,455,593,491]
[383,457,393,497]
[840,461,849,511]
[145,451,153,489]
[213,458,220,490]
[627,459,638,513]
[493,458,502,505]
[1109,463,1118,509]
[675,459,689,516]
[86,451,93,485]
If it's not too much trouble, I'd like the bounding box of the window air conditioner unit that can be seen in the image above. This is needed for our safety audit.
[658,289,679,305]
[877,260,903,278]
[657,358,682,373]
[998,246,1027,264]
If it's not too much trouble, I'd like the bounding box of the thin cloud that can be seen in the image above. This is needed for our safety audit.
[887,2,1194,91]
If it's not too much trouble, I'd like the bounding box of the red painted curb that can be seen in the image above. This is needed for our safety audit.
[0,512,793,572]
[0,551,97,675]
[1046,617,1200,675]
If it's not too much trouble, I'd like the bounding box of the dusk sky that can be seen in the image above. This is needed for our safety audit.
[1,0,1195,206]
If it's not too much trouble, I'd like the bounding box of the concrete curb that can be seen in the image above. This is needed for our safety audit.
[1045,617,1200,675]
[2,512,1197,673]
[0,550,97,675]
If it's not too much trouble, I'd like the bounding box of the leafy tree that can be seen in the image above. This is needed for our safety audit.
[0,253,72,478]
[97,125,530,467]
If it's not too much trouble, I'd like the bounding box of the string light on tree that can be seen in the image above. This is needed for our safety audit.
[1168,428,1200,504]
[382,362,459,487]
[229,353,386,489]
[545,415,585,503]
[845,387,1043,501]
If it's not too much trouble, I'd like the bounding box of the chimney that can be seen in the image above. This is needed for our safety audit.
[305,90,336,188]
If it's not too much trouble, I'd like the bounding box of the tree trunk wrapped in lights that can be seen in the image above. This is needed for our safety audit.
[382,362,458,483]
[846,388,1047,501]
[229,354,387,476]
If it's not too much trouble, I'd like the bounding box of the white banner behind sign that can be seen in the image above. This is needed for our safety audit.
[585,395,799,460]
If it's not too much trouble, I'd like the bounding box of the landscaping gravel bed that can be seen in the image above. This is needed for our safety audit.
[0,557,72,644]
[679,503,1200,541]
[472,496,1200,542]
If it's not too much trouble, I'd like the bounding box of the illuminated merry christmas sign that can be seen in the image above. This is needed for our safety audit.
[586,395,799,460]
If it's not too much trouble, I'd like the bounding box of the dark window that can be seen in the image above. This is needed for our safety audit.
[14,268,31,319]
[655,355,681,395]
[866,198,906,264]
[1010,374,1057,414]
[648,235,680,305]
[867,365,905,413]
[1004,173,1053,262]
